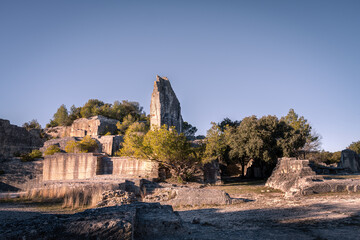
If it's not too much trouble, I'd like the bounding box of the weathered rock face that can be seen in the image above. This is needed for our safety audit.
[45,115,119,138]
[0,119,44,159]
[0,202,184,240]
[150,75,183,133]
[266,157,360,197]
[338,149,360,173]
[266,158,316,192]
[43,153,159,181]
[141,182,233,207]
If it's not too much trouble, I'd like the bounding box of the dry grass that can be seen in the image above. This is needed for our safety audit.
[25,183,119,209]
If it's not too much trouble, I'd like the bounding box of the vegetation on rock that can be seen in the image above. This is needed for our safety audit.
[20,149,43,162]
[46,99,147,128]
[44,145,61,156]
[65,136,98,153]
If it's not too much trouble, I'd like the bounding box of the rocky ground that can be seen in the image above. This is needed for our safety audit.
[0,181,359,239]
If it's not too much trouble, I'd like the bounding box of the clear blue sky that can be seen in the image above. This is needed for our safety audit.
[1,0,359,152]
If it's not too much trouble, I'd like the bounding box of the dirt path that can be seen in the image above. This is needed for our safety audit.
[178,193,360,240]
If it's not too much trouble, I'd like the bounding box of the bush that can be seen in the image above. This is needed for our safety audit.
[44,145,61,156]
[20,149,43,162]
[65,136,98,153]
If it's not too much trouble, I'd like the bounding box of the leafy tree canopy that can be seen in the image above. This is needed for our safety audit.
[22,119,41,130]
[47,99,146,128]
[348,140,360,154]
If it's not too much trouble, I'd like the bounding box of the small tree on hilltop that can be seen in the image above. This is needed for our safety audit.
[22,119,41,130]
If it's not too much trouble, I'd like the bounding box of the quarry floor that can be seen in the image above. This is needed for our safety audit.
[1,181,360,240]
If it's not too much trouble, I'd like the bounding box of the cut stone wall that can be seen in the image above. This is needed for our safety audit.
[0,119,44,159]
[43,153,100,181]
[45,115,118,138]
[93,135,123,156]
[150,75,183,133]
[43,154,159,181]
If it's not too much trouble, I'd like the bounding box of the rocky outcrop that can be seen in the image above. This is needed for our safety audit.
[97,190,137,207]
[45,115,119,138]
[338,149,360,173]
[266,158,316,193]
[0,119,44,159]
[150,75,183,133]
[141,182,233,207]
[266,157,360,197]
[0,202,184,240]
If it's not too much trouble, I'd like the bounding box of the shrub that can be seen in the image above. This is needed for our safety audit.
[20,149,43,162]
[65,140,78,153]
[44,145,61,156]
[65,136,98,153]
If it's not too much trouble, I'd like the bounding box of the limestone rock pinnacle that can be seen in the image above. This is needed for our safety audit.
[150,75,183,132]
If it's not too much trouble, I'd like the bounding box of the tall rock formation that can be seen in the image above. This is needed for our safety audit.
[150,75,183,133]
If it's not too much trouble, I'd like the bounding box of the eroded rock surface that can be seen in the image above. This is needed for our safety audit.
[45,115,119,138]
[338,149,360,173]
[0,202,183,240]
[0,119,44,159]
[142,182,233,206]
[150,75,183,132]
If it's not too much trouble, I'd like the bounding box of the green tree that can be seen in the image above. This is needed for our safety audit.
[204,122,227,163]
[52,104,71,126]
[65,136,98,153]
[280,109,312,158]
[22,119,41,130]
[119,122,148,157]
[121,125,199,181]
[182,121,198,140]
[68,105,81,122]
[116,114,137,135]
[80,99,105,118]
[218,117,241,131]
[44,145,61,156]
[348,141,360,154]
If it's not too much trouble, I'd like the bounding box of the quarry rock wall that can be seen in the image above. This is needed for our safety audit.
[43,153,100,181]
[0,119,44,159]
[43,154,159,181]
[45,115,118,138]
[150,75,183,133]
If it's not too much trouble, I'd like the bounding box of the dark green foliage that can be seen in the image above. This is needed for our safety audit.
[20,149,43,162]
[22,119,41,130]
[47,99,146,128]
[44,145,61,156]
[218,117,241,131]
[307,151,341,164]
[348,141,360,154]
[182,121,198,140]
[120,125,201,182]
[65,136,98,153]
[204,110,315,177]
